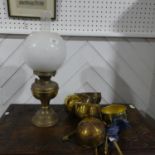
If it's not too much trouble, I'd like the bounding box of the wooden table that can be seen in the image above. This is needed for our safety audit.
[0,104,154,155]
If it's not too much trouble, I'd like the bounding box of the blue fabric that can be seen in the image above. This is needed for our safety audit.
[107,118,130,142]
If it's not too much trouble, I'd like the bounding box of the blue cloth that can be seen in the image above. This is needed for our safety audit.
[107,118,130,142]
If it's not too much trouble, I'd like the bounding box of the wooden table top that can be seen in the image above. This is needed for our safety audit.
[0,104,154,155]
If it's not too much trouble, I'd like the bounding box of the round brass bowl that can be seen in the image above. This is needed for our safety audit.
[101,104,127,123]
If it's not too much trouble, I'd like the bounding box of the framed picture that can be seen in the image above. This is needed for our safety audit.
[7,0,56,19]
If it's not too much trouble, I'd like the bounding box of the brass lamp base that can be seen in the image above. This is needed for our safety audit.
[32,106,58,127]
[31,71,59,127]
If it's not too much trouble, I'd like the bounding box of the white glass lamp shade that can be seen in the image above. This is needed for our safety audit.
[22,32,66,72]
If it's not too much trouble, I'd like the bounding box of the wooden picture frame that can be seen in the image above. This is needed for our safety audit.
[7,0,56,19]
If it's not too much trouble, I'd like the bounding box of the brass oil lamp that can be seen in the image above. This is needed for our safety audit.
[22,31,66,127]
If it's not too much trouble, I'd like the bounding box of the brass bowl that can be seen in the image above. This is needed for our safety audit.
[75,103,101,119]
[101,104,127,123]
[76,117,105,148]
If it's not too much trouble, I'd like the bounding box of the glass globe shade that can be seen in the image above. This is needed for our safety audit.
[22,32,66,72]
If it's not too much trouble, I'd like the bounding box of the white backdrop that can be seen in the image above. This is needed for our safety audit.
[0,0,155,37]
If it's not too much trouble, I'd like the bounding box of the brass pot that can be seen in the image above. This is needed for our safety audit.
[76,117,105,148]
[101,104,127,124]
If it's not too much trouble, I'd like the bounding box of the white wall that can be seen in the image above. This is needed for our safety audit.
[0,34,155,119]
